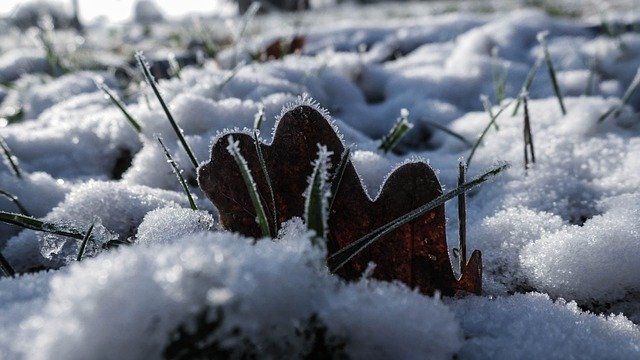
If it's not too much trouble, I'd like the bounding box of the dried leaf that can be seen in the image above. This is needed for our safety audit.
[262,36,305,60]
[198,105,481,296]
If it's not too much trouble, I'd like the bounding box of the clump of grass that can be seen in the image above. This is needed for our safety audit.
[537,31,567,115]
[379,109,413,153]
[327,163,509,272]
[304,145,332,246]
[136,52,199,170]
[95,78,142,133]
[599,66,640,122]
[0,136,23,178]
[0,189,31,216]
[512,58,542,116]
[76,221,95,262]
[522,95,536,170]
[226,136,270,237]
[253,130,277,236]
[157,136,198,211]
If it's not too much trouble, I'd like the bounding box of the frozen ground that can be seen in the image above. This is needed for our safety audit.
[1,1,640,358]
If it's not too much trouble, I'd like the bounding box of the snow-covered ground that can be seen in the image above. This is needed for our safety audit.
[2,1,640,358]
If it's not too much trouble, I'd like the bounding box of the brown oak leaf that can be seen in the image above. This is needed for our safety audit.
[197,104,481,296]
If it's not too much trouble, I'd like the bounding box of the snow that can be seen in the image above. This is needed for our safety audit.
[1,1,640,358]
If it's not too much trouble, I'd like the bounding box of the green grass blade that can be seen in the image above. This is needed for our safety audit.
[226,136,270,237]
[304,146,332,245]
[253,130,277,236]
[329,147,351,211]
[512,58,542,116]
[379,109,414,153]
[217,61,245,92]
[538,31,566,115]
[136,51,199,170]
[0,136,23,178]
[0,211,84,240]
[467,98,516,168]
[96,79,142,133]
[76,222,95,262]
[157,137,198,211]
[491,47,508,104]
[0,250,15,277]
[0,189,31,216]
[327,163,509,272]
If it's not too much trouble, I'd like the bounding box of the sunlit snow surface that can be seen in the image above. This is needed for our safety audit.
[1,1,640,358]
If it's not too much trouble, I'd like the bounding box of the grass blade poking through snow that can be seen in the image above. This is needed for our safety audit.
[157,136,198,211]
[304,145,332,246]
[0,250,15,277]
[136,51,199,170]
[512,58,542,116]
[481,95,499,131]
[467,98,516,168]
[168,53,182,80]
[0,189,31,216]
[491,47,508,104]
[253,130,277,236]
[96,78,142,133]
[329,147,351,211]
[327,163,509,272]
[523,95,536,170]
[599,66,640,122]
[457,160,467,275]
[537,31,567,115]
[76,221,95,262]
[379,108,413,153]
[0,211,84,240]
[0,136,23,178]
[226,136,271,237]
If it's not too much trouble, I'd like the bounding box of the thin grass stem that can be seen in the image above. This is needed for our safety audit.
[0,136,23,178]
[0,211,84,240]
[226,136,270,237]
[457,161,467,274]
[599,66,640,122]
[0,189,31,216]
[467,98,516,168]
[0,250,15,277]
[96,79,142,133]
[538,31,566,115]
[253,130,277,236]
[76,222,95,262]
[157,137,198,211]
[329,147,350,212]
[523,95,536,170]
[136,52,199,170]
[512,58,542,116]
[304,146,332,245]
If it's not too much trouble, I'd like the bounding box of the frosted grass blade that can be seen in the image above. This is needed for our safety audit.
[0,189,31,216]
[157,137,198,211]
[76,222,95,262]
